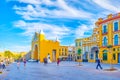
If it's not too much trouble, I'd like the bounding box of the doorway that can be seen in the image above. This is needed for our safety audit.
[33,45,38,60]
[52,50,56,62]
[118,53,120,63]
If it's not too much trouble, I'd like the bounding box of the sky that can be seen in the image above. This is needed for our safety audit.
[0,0,120,52]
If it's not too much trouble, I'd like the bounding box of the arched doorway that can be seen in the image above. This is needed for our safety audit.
[91,47,99,61]
[33,45,38,60]
[83,52,88,62]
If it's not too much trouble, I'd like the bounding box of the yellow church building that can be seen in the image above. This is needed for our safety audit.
[75,13,120,64]
[31,30,68,62]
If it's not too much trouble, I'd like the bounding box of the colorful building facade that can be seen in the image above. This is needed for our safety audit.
[68,46,76,61]
[31,30,68,62]
[75,28,99,63]
[75,13,120,64]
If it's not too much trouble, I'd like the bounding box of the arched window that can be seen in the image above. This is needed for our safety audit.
[114,35,119,45]
[102,25,107,33]
[114,21,119,31]
[102,50,108,61]
[103,37,107,46]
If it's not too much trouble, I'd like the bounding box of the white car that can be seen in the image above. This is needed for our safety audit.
[28,59,37,62]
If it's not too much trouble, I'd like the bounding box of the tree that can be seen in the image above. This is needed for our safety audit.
[14,54,22,61]
[4,50,14,58]
[77,48,82,66]
[78,48,82,55]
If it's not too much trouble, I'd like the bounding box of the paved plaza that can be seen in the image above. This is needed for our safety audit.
[0,61,120,80]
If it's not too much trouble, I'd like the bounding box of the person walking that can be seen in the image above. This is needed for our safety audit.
[96,58,103,69]
[43,57,47,65]
[57,58,60,66]
[23,59,26,67]
[2,61,6,70]
[17,61,20,69]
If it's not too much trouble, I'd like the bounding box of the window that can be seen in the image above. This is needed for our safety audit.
[114,35,119,45]
[59,49,61,51]
[62,52,64,56]
[103,37,107,46]
[76,42,78,47]
[113,54,116,60]
[90,54,94,59]
[65,49,67,51]
[77,56,81,59]
[113,48,116,51]
[79,42,81,46]
[118,48,120,51]
[65,53,67,56]
[103,53,107,61]
[59,53,61,56]
[114,21,119,31]
[102,25,107,33]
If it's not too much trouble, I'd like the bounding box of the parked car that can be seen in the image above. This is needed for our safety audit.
[28,59,38,62]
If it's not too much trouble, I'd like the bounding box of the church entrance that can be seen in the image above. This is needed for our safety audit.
[52,50,56,62]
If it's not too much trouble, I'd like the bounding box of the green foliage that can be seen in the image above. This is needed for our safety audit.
[4,50,14,58]
[77,48,82,55]
[4,50,22,60]
[14,54,22,60]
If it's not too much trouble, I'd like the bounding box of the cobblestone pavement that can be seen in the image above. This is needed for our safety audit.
[0,61,120,80]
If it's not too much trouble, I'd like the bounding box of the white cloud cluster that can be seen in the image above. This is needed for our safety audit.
[11,0,120,38]
[13,0,93,20]
[6,0,120,52]
[75,24,93,38]
[92,0,120,13]
[14,20,71,40]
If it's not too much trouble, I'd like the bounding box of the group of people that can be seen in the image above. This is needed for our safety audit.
[17,58,27,69]
[43,57,60,66]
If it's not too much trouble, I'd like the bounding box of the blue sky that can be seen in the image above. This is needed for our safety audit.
[0,0,120,52]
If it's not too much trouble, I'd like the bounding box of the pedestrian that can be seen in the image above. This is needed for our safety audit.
[96,58,103,69]
[23,59,26,67]
[0,61,2,70]
[17,61,20,69]
[2,61,6,70]
[57,58,60,66]
[1,61,5,70]
[47,53,51,63]
[43,57,47,65]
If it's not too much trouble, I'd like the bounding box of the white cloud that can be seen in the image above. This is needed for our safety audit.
[18,0,41,5]
[14,20,71,40]
[92,0,120,13]
[12,0,93,20]
[7,0,120,52]
[75,24,93,38]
